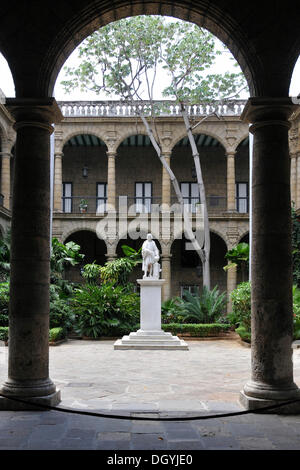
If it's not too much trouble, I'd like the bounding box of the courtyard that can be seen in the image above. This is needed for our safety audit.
[0,338,300,450]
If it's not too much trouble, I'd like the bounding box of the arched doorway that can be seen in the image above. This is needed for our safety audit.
[171,231,227,298]
[61,134,108,214]
[64,230,107,283]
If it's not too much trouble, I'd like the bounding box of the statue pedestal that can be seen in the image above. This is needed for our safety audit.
[114,278,188,350]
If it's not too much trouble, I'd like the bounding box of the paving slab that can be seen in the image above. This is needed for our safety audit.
[0,339,299,450]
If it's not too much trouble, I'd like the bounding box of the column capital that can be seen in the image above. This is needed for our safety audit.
[161,150,172,158]
[107,150,117,158]
[241,97,297,127]
[0,152,12,159]
[54,151,64,158]
[226,151,236,158]
[5,98,63,132]
[161,254,172,260]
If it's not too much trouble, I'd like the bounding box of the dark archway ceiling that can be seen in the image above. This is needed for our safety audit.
[0,1,299,97]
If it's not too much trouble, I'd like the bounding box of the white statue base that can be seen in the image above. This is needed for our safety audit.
[114,279,188,350]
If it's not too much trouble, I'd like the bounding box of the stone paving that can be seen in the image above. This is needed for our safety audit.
[0,338,300,450]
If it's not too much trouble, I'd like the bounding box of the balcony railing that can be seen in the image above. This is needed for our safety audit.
[59,195,229,215]
[58,100,246,118]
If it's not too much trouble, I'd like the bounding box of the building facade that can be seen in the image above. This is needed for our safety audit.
[1,97,300,305]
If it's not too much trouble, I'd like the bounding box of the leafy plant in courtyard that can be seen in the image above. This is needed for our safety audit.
[50,238,85,295]
[0,229,11,281]
[62,15,247,290]
[180,285,227,324]
[293,285,300,340]
[81,261,102,285]
[230,281,251,332]
[161,296,186,324]
[100,246,141,286]
[49,284,75,334]
[72,283,139,338]
[0,281,9,326]
[292,204,300,288]
[223,242,249,282]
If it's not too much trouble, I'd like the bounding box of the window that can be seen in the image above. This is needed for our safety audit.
[96,183,107,213]
[180,182,200,213]
[236,182,249,213]
[135,182,152,213]
[180,285,199,298]
[62,182,72,213]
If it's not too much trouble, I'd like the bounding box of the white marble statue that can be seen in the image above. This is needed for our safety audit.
[142,233,160,279]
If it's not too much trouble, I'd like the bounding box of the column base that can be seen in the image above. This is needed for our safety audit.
[0,389,61,411]
[239,390,300,414]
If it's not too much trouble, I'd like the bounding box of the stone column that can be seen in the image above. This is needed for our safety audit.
[53,151,63,212]
[0,98,62,410]
[107,150,116,211]
[226,152,236,211]
[161,152,171,208]
[0,151,11,210]
[240,97,300,413]
[226,262,237,313]
[290,153,297,206]
[161,254,172,301]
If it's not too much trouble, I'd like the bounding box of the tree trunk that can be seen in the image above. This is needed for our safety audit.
[181,104,211,289]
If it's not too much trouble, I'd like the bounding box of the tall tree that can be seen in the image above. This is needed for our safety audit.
[62,16,247,289]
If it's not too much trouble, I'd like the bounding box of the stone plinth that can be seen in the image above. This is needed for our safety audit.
[114,278,188,350]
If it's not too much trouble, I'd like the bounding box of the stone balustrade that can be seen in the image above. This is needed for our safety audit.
[58,100,246,118]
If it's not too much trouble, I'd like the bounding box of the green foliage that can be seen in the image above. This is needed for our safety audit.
[224,243,249,282]
[49,327,66,342]
[161,323,231,337]
[161,297,186,324]
[51,238,84,276]
[62,16,247,105]
[81,262,102,285]
[230,281,251,332]
[293,285,300,339]
[72,283,140,338]
[50,238,84,295]
[0,281,9,326]
[49,284,75,333]
[0,229,11,281]
[100,257,139,286]
[180,286,227,324]
[235,325,251,343]
[0,326,8,342]
[292,204,300,288]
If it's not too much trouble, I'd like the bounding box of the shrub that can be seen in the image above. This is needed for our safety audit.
[161,297,186,324]
[0,282,9,326]
[49,327,66,342]
[0,326,9,342]
[50,297,74,332]
[81,262,102,285]
[72,283,140,338]
[293,285,300,339]
[235,325,251,343]
[100,257,138,286]
[180,286,227,324]
[230,281,251,332]
[161,323,231,337]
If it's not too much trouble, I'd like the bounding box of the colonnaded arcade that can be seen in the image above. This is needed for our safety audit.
[0,0,300,413]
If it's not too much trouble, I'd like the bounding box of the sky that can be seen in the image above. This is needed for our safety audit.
[0,25,299,100]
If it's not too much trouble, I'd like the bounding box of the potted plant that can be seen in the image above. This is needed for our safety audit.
[79,199,88,213]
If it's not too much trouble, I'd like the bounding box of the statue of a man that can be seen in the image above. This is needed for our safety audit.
[142,233,160,279]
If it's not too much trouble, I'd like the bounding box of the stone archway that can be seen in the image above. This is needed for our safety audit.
[1,1,300,413]
[64,230,107,283]
[170,231,227,298]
